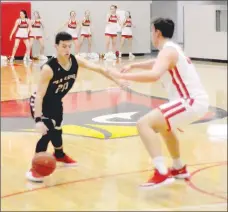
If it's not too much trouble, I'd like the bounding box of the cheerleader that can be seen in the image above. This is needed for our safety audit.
[29,11,47,60]
[104,5,121,59]
[57,11,80,55]
[9,10,32,63]
[79,10,92,56]
[119,11,135,59]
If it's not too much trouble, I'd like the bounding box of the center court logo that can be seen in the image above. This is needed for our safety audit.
[1,88,227,139]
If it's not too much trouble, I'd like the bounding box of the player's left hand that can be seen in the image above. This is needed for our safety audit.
[106,68,122,79]
[117,79,130,89]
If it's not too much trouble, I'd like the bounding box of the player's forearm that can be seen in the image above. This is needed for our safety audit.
[91,65,121,85]
[115,71,159,82]
[34,96,43,118]
[130,59,156,70]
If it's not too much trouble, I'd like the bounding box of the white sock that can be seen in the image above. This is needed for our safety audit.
[172,158,183,170]
[153,156,168,175]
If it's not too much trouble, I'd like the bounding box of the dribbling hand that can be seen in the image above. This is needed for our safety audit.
[120,65,132,73]
[35,122,48,135]
[118,79,130,89]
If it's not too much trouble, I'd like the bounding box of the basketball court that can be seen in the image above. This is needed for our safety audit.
[1,56,227,211]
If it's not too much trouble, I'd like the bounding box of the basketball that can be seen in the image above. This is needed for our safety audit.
[32,152,56,176]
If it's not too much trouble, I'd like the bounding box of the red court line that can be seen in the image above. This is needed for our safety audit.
[1,161,227,199]
[186,162,227,201]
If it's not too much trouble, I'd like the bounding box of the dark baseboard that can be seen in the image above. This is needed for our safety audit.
[190,57,227,63]
[13,55,227,63]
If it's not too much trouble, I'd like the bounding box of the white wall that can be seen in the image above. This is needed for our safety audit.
[31,1,151,56]
[177,1,227,44]
[150,1,178,50]
[184,4,227,60]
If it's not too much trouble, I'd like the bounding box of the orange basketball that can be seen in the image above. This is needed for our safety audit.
[32,152,56,176]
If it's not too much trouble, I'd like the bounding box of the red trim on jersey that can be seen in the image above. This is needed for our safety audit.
[168,69,184,98]
[165,107,186,131]
[29,36,42,39]
[72,37,78,40]
[105,33,117,37]
[15,37,28,40]
[81,34,91,38]
[169,66,194,106]
[121,35,132,38]
[160,101,182,114]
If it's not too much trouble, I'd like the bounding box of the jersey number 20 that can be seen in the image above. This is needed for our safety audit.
[55,82,69,93]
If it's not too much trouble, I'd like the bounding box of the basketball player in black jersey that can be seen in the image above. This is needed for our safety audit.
[26,32,126,182]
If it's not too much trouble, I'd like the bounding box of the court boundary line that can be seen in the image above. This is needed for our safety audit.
[1,161,227,202]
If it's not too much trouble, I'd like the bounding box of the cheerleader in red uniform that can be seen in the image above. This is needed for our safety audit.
[29,11,47,60]
[104,5,121,59]
[57,11,80,55]
[119,11,135,59]
[80,10,92,57]
[9,10,32,63]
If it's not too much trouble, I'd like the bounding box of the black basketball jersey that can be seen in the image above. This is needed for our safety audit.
[43,54,78,105]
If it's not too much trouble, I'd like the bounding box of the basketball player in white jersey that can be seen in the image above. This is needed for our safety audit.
[79,10,92,57]
[108,18,209,188]
[104,5,121,60]
[57,11,80,55]
[9,10,32,63]
[29,11,48,60]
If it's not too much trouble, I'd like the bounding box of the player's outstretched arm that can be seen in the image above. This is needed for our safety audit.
[76,55,128,88]
[120,59,156,73]
[34,65,53,118]
[109,47,178,83]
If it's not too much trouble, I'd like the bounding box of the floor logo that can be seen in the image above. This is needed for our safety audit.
[1,88,227,139]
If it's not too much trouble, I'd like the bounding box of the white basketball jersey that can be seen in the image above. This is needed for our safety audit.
[160,41,208,102]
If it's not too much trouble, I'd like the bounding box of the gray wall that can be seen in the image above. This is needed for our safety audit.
[150,0,227,48]
[31,1,151,56]
[184,4,227,60]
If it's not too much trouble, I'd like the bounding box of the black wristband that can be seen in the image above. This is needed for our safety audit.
[35,117,42,123]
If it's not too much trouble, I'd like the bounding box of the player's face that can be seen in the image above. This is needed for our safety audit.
[70,11,76,18]
[56,40,72,58]
[20,11,25,19]
[110,6,116,14]
[85,11,90,17]
[151,25,159,48]
[34,11,39,19]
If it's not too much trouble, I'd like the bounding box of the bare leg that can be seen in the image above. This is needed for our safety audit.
[74,39,80,54]
[105,36,111,52]
[38,38,45,55]
[11,39,20,59]
[111,36,117,52]
[87,37,92,53]
[79,36,85,51]
[23,39,31,58]
[119,37,125,57]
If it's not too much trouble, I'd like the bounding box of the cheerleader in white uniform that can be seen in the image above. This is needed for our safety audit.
[104,5,121,59]
[119,11,135,59]
[29,11,47,60]
[57,11,80,54]
[80,10,92,55]
[9,10,32,63]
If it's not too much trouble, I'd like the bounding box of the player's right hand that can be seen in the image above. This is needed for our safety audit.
[120,65,132,73]
[35,122,48,135]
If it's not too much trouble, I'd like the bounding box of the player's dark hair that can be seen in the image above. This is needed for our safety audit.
[20,9,28,18]
[70,10,75,16]
[152,18,174,38]
[111,5,117,9]
[55,32,73,44]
